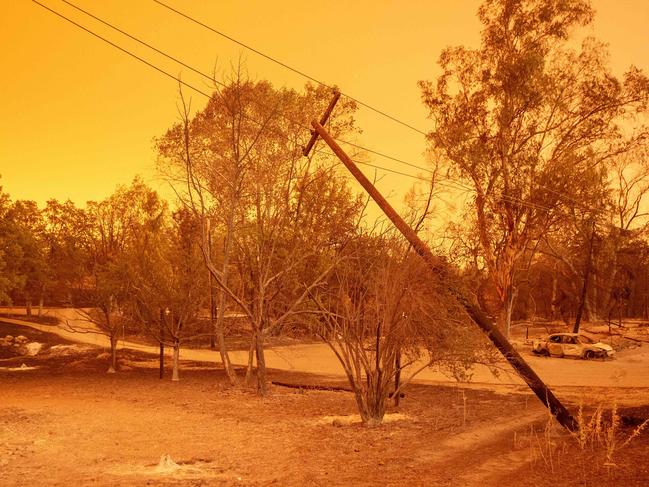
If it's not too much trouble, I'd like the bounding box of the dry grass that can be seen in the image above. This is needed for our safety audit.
[572,401,649,466]
[523,400,649,485]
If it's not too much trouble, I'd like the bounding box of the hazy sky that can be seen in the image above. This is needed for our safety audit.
[1,0,648,213]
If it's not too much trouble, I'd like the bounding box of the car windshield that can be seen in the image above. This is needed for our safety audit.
[579,335,595,344]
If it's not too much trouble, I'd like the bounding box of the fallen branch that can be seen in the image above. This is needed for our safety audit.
[271,381,351,392]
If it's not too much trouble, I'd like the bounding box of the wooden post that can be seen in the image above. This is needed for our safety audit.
[302,90,340,157]
[159,308,165,379]
[310,120,578,432]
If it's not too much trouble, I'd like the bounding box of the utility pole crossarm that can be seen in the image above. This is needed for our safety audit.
[303,90,341,157]
[310,119,578,432]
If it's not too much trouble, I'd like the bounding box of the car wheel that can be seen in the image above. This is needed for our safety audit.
[584,350,596,360]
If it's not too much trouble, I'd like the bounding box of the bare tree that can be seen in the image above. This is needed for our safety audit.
[157,71,362,394]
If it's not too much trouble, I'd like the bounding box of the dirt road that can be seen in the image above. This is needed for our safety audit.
[3,314,649,393]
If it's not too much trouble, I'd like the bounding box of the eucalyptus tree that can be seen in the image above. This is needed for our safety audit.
[420,0,649,336]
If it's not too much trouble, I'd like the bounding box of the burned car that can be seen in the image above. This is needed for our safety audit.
[532,333,614,359]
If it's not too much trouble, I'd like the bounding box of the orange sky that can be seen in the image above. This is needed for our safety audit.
[1,0,648,214]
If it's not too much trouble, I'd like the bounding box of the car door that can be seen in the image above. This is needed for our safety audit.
[547,335,563,356]
[562,335,582,357]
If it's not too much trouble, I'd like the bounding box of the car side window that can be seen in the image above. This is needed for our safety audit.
[550,336,561,343]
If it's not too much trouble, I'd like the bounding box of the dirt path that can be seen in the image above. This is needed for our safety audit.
[3,315,649,394]
[432,410,547,486]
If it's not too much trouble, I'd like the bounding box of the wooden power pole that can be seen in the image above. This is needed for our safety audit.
[305,107,577,431]
[159,307,165,379]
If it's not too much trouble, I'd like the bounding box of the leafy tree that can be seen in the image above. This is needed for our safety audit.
[4,200,49,315]
[42,199,91,306]
[67,178,166,373]
[128,208,209,381]
[420,0,649,337]
[0,183,22,304]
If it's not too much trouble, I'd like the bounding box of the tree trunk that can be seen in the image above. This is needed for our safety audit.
[108,334,117,373]
[209,271,216,350]
[245,333,256,385]
[361,375,386,426]
[602,249,618,315]
[209,213,239,385]
[159,309,165,379]
[550,266,559,320]
[216,320,237,384]
[365,401,386,426]
[393,351,402,407]
[642,264,649,320]
[574,221,596,333]
[255,332,267,396]
[37,294,44,318]
[497,286,516,338]
[172,341,180,382]
[26,295,32,317]
[207,220,217,351]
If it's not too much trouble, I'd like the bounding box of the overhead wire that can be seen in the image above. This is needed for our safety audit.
[60,0,435,177]
[151,0,429,137]
[31,1,556,214]
[32,0,213,99]
[49,0,567,213]
[30,1,442,192]
[50,0,539,209]
[31,0,576,216]
[148,0,597,213]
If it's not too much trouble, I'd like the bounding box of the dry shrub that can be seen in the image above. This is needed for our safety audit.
[572,402,649,466]
[529,400,649,480]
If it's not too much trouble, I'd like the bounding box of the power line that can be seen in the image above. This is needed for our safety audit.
[49,0,575,212]
[30,2,433,188]
[29,1,566,216]
[32,0,213,99]
[150,0,592,209]
[57,0,435,176]
[58,0,225,91]
[151,0,429,136]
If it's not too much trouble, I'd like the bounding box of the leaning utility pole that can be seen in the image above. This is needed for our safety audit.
[305,103,577,431]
